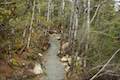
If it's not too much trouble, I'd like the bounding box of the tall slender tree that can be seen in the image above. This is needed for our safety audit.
[27,0,36,48]
[47,0,52,21]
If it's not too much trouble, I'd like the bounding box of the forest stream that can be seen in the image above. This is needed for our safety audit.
[45,34,64,80]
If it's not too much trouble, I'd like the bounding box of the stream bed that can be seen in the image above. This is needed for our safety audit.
[45,34,64,80]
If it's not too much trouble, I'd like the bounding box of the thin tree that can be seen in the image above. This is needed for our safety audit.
[84,0,90,67]
[90,48,120,80]
[47,0,52,21]
[27,0,36,48]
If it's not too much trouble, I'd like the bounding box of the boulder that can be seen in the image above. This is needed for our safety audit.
[60,55,71,72]
[62,42,69,50]
[62,62,68,66]
[60,55,71,63]
[61,56,68,62]
[56,36,61,40]
[65,66,70,72]
[33,63,43,75]
[68,57,72,64]
[29,63,43,75]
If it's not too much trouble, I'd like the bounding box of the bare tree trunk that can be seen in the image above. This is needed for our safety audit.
[60,0,65,15]
[47,0,52,21]
[68,13,73,43]
[68,0,74,44]
[78,0,87,47]
[37,0,41,14]
[22,27,27,44]
[84,0,90,68]
[74,0,79,40]
[68,0,79,55]
[86,0,90,54]
[27,0,36,48]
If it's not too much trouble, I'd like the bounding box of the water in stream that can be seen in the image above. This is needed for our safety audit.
[45,34,64,80]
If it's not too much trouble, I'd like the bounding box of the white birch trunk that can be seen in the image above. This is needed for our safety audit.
[27,0,36,48]
[68,0,74,43]
[47,0,52,21]
[74,13,78,40]
[84,0,90,68]
[61,0,65,15]
[86,0,90,51]
[37,0,41,14]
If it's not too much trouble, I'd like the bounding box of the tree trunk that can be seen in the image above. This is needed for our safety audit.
[27,0,36,48]
[84,0,90,68]
[47,0,52,21]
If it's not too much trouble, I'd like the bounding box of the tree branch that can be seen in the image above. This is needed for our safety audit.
[90,0,107,24]
[90,4,100,24]
[0,2,16,5]
[90,30,118,39]
[90,48,120,80]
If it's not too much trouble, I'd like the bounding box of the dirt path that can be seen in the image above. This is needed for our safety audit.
[45,34,64,80]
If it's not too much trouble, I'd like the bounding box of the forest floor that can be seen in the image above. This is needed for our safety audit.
[0,34,50,80]
[0,32,66,80]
